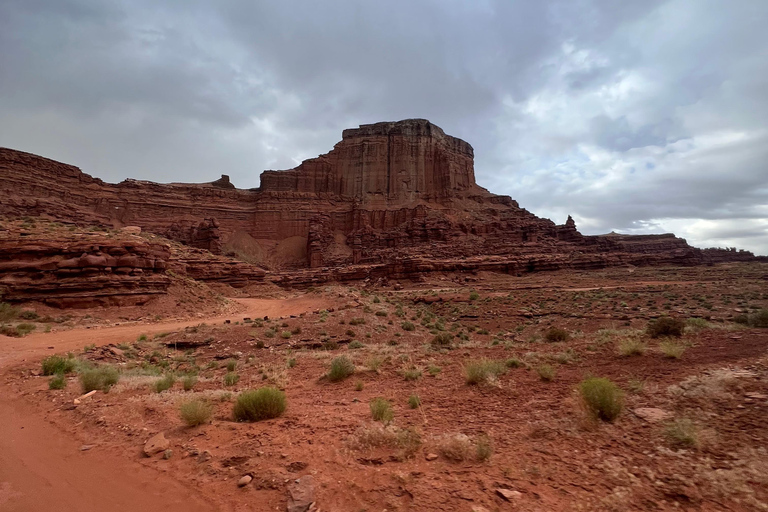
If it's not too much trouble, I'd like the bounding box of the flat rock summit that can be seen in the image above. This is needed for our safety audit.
[0,119,762,303]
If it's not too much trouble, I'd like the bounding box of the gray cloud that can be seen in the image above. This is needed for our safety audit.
[0,0,766,253]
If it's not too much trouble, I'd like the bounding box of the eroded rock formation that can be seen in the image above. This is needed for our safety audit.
[0,118,761,287]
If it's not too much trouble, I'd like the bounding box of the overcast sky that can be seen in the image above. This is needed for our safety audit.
[1,0,766,254]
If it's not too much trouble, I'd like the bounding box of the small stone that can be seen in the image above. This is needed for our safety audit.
[496,488,522,501]
[197,450,212,462]
[425,453,438,461]
[634,408,673,423]
[80,444,95,451]
[745,392,767,400]
[143,432,170,457]
[471,507,491,512]
[238,475,252,487]
[163,449,173,459]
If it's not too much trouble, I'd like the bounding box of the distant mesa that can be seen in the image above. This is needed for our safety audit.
[0,119,763,283]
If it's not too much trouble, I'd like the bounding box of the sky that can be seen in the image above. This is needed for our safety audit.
[1,0,766,254]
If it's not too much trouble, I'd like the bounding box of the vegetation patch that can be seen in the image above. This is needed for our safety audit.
[180,399,213,426]
[233,387,286,422]
[328,356,355,382]
[370,397,394,423]
[464,359,506,385]
[579,377,624,422]
[647,316,685,338]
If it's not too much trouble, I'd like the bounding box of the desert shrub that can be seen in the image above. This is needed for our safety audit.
[431,332,454,347]
[323,340,339,351]
[370,397,394,423]
[42,355,75,376]
[428,364,441,376]
[287,357,297,368]
[686,317,709,330]
[280,331,292,339]
[469,291,480,301]
[647,316,685,338]
[328,356,355,382]
[264,329,276,338]
[544,327,569,342]
[617,338,647,357]
[233,387,286,422]
[375,311,387,317]
[348,340,364,349]
[49,373,66,390]
[347,424,422,459]
[366,356,384,372]
[345,329,355,337]
[355,380,364,391]
[464,359,506,385]
[401,321,415,331]
[224,372,240,386]
[403,368,422,381]
[408,394,421,409]
[80,366,119,393]
[475,433,493,461]
[15,323,36,335]
[734,314,750,325]
[349,317,366,326]
[154,373,176,393]
[476,328,489,335]
[226,359,237,372]
[0,302,19,322]
[291,326,301,335]
[18,310,39,320]
[579,377,624,422]
[665,418,699,448]
[506,357,524,368]
[748,309,768,328]
[179,399,213,426]
[659,340,686,359]
[182,374,197,391]
[536,364,556,382]
[436,434,474,462]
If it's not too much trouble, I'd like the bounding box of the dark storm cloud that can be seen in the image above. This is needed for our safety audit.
[0,0,766,253]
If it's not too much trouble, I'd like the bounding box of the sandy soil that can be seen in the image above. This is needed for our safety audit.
[2,264,768,511]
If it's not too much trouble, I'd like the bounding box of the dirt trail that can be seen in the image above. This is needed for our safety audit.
[0,296,329,512]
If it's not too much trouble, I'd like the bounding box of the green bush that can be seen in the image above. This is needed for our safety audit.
[536,364,556,382]
[233,387,286,422]
[328,356,355,382]
[182,374,197,391]
[401,321,415,331]
[180,399,213,426]
[408,394,421,409]
[19,310,39,320]
[224,372,240,386]
[464,359,506,385]
[280,331,292,339]
[403,368,422,381]
[226,359,237,372]
[659,340,686,359]
[370,397,394,423]
[0,302,19,322]
[748,309,768,328]
[348,340,364,349]
[80,366,119,393]
[49,373,66,390]
[42,355,75,376]
[431,333,454,347]
[544,327,569,342]
[647,316,685,338]
[579,377,624,422]
[349,317,366,326]
[469,291,480,301]
[15,323,36,335]
[154,374,176,393]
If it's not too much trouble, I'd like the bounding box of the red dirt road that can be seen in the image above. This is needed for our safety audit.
[0,296,331,512]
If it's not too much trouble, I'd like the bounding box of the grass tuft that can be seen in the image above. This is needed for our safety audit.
[42,355,76,376]
[617,338,647,357]
[179,399,213,426]
[328,356,355,382]
[659,340,686,359]
[80,365,119,393]
[464,359,506,385]
[370,397,394,423]
[579,377,624,422]
[233,387,286,422]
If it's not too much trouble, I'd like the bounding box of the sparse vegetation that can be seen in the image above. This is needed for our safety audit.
[182,374,197,391]
[665,418,699,448]
[536,364,556,382]
[370,397,394,423]
[431,332,454,347]
[617,338,647,356]
[401,321,415,331]
[469,291,480,301]
[328,356,355,382]
[647,316,685,338]
[579,377,624,422]
[49,373,66,390]
[180,399,213,426]
[224,372,240,386]
[659,340,686,359]
[348,340,364,349]
[464,359,506,385]
[408,394,421,409]
[233,387,286,422]
[80,365,120,393]
[154,373,176,392]
[42,355,75,376]
[545,327,569,342]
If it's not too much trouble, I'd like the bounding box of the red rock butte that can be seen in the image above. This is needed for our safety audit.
[0,118,762,284]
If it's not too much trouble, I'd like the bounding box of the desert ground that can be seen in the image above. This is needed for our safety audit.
[1,263,767,511]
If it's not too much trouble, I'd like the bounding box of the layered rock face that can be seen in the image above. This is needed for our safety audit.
[0,118,760,282]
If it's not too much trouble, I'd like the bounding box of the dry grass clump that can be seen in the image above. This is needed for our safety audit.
[179,399,213,426]
[617,338,647,357]
[154,373,176,393]
[182,374,197,391]
[347,424,422,459]
[328,356,355,382]
[408,394,421,409]
[536,364,556,381]
[664,418,699,448]
[579,377,624,422]
[49,373,66,390]
[0,302,20,322]
[545,327,569,342]
[233,387,286,422]
[401,321,416,331]
[435,433,493,462]
[370,397,394,423]
[464,359,506,385]
[80,365,119,393]
[432,332,454,347]
[647,316,685,338]
[365,356,384,373]
[659,340,686,359]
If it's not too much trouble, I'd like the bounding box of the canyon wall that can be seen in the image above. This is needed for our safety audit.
[0,118,760,284]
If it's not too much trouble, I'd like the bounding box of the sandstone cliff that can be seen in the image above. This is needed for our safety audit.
[0,119,760,282]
